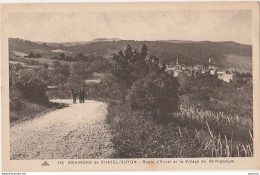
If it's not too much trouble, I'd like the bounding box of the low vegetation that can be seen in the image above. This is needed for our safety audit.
[9,40,253,157]
[10,63,54,122]
[103,44,253,157]
[107,103,253,158]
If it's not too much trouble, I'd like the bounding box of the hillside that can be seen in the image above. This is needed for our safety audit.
[9,38,252,72]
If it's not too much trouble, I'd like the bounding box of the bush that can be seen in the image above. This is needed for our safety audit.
[51,62,70,85]
[178,72,252,117]
[10,87,25,116]
[75,53,88,61]
[85,74,127,101]
[87,56,111,74]
[15,72,49,104]
[9,65,53,122]
[43,63,49,69]
[126,72,179,122]
[71,61,88,79]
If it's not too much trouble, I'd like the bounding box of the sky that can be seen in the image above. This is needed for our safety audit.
[8,10,252,44]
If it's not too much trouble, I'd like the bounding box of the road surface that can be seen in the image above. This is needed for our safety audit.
[10,99,114,160]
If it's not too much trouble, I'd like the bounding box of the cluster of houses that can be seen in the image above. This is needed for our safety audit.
[165,56,237,83]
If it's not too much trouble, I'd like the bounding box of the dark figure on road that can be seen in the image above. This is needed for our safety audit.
[82,87,86,103]
[71,89,78,104]
[79,89,82,103]
[79,87,86,103]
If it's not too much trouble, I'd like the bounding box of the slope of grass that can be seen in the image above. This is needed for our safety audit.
[223,54,252,72]
[10,98,68,124]
[106,102,253,158]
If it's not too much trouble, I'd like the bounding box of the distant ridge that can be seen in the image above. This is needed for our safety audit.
[9,37,252,72]
[91,38,122,42]
[9,37,250,47]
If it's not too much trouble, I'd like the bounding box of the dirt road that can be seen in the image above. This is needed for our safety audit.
[10,99,114,160]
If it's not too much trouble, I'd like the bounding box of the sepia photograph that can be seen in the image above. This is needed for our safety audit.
[1,2,260,171]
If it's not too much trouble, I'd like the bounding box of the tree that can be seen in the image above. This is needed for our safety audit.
[60,53,65,59]
[75,53,87,61]
[140,44,148,59]
[66,62,89,91]
[35,53,41,58]
[53,63,70,78]
[43,63,49,69]
[51,63,70,85]
[132,49,140,63]
[15,72,49,104]
[112,50,134,88]
[161,63,166,71]
[124,44,133,61]
[126,72,180,122]
[27,52,34,58]
[130,45,149,81]
[147,55,160,74]
[71,61,88,79]
[52,61,60,68]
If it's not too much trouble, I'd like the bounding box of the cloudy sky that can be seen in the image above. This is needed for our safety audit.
[8,10,252,44]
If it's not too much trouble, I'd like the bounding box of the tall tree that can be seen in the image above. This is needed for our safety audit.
[140,44,148,59]
[124,44,133,61]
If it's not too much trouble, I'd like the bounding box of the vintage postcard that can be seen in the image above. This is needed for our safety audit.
[1,2,260,171]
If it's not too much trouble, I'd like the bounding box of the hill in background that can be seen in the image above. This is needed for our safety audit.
[9,38,252,72]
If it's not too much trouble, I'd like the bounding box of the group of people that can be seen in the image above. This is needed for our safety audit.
[71,87,86,104]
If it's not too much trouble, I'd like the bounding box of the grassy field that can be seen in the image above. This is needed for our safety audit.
[10,98,68,124]
[10,55,73,66]
[222,54,252,72]
[106,102,253,158]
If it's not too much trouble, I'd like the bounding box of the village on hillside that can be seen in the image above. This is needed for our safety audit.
[165,55,237,83]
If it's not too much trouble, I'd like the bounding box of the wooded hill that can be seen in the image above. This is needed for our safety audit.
[9,38,252,72]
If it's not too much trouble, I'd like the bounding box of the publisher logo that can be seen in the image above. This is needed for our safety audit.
[42,161,50,166]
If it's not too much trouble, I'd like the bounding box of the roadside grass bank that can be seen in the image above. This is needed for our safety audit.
[10,100,68,125]
[106,101,253,158]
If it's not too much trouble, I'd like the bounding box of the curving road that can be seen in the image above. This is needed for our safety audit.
[10,99,114,160]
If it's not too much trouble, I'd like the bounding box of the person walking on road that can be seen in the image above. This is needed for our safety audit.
[78,87,86,103]
[71,89,78,104]
[81,87,86,103]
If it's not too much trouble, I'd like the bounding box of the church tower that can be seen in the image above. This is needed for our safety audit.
[208,57,213,64]
[176,55,179,65]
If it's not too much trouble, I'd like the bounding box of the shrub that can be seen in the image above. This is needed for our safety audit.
[85,74,127,101]
[126,72,179,122]
[75,53,88,62]
[35,53,41,58]
[9,65,53,122]
[43,63,49,69]
[50,62,70,85]
[15,72,49,104]
[52,62,70,78]
[71,61,88,77]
